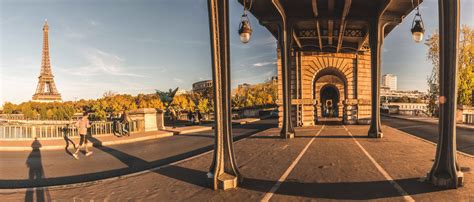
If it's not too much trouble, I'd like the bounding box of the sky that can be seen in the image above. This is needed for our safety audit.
[0,0,473,104]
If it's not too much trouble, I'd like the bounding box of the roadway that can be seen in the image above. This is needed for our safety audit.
[382,116,474,155]
[0,119,277,188]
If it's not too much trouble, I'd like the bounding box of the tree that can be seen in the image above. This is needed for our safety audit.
[425,25,474,116]
[197,97,211,114]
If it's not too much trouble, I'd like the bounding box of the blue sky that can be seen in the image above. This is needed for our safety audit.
[0,0,473,104]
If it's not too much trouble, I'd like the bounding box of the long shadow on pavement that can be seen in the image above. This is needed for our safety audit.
[135,164,444,200]
[24,138,51,202]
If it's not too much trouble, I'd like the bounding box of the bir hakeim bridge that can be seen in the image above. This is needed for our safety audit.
[1,0,473,201]
[206,0,463,190]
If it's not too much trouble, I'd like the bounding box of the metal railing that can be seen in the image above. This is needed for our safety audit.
[0,121,139,140]
[463,114,474,125]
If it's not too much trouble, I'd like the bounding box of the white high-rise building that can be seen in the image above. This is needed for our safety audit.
[382,74,397,91]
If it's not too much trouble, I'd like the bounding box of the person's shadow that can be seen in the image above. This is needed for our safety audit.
[25,138,50,202]
[63,124,76,156]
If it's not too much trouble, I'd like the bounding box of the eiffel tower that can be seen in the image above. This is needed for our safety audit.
[32,20,62,102]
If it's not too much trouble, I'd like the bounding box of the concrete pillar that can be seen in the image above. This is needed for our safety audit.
[278,20,295,139]
[156,111,166,130]
[206,0,241,190]
[367,18,383,138]
[428,0,463,188]
[131,108,158,132]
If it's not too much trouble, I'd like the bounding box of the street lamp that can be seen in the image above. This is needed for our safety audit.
[238,0,253,44]
[410,3,425,43]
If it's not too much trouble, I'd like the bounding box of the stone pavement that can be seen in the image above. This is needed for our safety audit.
[2,124,473,201]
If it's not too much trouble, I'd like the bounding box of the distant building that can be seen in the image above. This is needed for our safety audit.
[381,88,427,102]
[192,80,213,95]
[381,102,428,116]
[382,74,397,91]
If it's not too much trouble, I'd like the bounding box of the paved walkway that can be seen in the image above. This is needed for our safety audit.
[0,119,274,189]
[2,124,473,201]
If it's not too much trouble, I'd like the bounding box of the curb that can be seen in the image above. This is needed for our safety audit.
[168,126,213,135]
[382,114,474,130]
[0,126,273,193]
[0,132,174,152]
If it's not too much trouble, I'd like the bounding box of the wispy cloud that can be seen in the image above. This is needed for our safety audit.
[231,69,276,85]
[253,61,277,67]
[173,78,184,83]
[63,48,146,77]
[89,20,99,26]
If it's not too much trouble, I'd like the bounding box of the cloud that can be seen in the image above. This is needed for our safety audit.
[253,61,277,67]
[89,20,99,26]
[63,48,146,77]
[173,78,184,83]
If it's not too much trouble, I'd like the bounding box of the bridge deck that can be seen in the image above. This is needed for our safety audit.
[2,125,473,201]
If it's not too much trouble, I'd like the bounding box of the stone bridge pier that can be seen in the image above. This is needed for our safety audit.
[278,52,372,126]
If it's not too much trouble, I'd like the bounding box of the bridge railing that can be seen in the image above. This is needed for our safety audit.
[0,121,139,140]
[463,114,474,125]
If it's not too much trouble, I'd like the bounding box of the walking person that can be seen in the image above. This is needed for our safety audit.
[169,108,177,128]
[112,113,123,137]
[73,112,92,159]
[120,110,132,136]
[197,110,202,125]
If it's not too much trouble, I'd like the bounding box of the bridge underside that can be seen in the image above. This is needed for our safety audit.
[206,0,462,190]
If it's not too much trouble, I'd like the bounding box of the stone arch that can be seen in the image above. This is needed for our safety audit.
[312,67,348,101]
[298,53,358,126]
[300,55,355,102]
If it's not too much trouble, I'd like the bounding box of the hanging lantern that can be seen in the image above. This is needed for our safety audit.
[238,0,253,44]
[239,14,252,43]
[410,6,425,43]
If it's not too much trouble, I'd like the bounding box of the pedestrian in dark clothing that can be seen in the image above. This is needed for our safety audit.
[112,114,123,137]
[197,110,203,124]
[121,110,132,136]
[170,108,177,128]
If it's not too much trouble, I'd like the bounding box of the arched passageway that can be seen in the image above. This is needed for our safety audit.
[312,68,347,124]
[320,84,340,118]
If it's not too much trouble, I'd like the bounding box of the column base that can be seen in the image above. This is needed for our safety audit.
[280,132,295,139]
[207,172,238,190]
[427,171,464,188]
[368,131,383,138]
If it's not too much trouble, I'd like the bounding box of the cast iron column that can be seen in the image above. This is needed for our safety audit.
[279,20,295,139]
[428,0,463,188]
[367,18,383,138]
[206,0,241,190]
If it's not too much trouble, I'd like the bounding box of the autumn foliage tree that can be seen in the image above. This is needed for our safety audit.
[232,80,277,109]
[425,25,474,116]
[1,93,165,121]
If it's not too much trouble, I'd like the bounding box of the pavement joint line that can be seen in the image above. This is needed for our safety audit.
[343,126,415,202]
[387,126,474,159]
[0,126,274,194]
[261,125,325,202]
